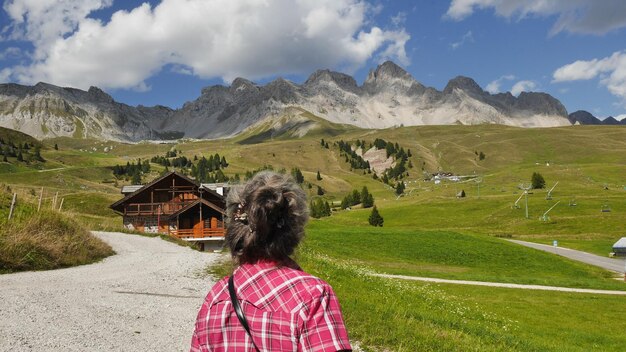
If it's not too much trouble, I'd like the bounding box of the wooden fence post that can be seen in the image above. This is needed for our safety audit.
[38,187,43,212]
[52,191,58,210]
[58,198,64,211]
[8,193,16,220]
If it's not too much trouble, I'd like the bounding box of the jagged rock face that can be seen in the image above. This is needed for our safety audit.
[0,82,175,141]
[0,61,573,141]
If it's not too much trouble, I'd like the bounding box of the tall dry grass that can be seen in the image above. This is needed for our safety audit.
[0,210,114,273]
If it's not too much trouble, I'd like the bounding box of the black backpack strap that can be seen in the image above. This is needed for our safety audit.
[228,275,261,352]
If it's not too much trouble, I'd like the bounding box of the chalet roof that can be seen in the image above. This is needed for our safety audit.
[200,182,231,196]
[167,198,226,219]
[613,237,626,249]
[121,185,143,194]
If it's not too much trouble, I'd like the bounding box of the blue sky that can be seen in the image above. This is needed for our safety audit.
[1,0,626,120]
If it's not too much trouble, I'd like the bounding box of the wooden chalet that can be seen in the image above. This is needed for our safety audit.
[110,172,226,240]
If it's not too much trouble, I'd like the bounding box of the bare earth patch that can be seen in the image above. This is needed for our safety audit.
[355,146,394,175]
[0,231,220,351]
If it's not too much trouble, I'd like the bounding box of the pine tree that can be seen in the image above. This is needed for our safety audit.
[316,170,322,181]
[395,181,405,195]
[317,186,324,196]
[361,186,374,208]
[340,194,351,209]
[131,172,142,185]
[310,198,331,218]
[368,206,383,227]
[54,143,59,150]
[291,167,304,184]
[17,150,23,162]
[2,152,7,163]
[33,145,44,162]
[531,172,546,189]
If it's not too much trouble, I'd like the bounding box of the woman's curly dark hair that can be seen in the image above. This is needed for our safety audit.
[225,171,308,264]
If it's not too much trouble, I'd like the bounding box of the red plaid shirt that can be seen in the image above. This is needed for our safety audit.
[190,261,351,352]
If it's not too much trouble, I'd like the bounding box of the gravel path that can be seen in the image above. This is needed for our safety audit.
[507,239,626,273]
[0,232,221,352]
[372,274,626,295]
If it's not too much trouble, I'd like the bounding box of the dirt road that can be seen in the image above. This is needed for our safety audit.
[507,239,626,273]
[0,232,220,352]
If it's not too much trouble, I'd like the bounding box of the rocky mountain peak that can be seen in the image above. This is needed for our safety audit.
[516,92,567,117]
[231,77,256,91]
[87,86,114,103]
[372,61,412,80]
[304,69,358,92]
[264,77,300,103]
[363,61,416,94]
[601,116,620,125]
[568,110,599,125]
[443,76,484,95]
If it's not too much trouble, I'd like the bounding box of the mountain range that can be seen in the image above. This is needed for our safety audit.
[0,61,620,142]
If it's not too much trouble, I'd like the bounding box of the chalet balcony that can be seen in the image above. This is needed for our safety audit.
[123,201,195,216]
[170,227,225,239]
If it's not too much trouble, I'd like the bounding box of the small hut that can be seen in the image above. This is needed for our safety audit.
[612,237,626,257]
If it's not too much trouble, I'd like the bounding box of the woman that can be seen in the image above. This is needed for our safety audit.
[191,171,351,352]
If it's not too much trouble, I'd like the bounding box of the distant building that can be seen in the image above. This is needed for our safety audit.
[612,237,626,257]
[110,172,227,242]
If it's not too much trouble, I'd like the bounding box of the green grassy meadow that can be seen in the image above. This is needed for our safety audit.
[1,124,625,350]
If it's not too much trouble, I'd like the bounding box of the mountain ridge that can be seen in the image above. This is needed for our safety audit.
[568,110,626,125]
[0,61,581,141]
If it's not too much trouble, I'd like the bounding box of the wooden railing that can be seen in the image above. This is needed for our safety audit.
[170,228,225,239]
[124,201,195,216]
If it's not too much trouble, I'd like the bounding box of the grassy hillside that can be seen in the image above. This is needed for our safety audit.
[1,124,624,350]
[0,187,114,273]
[0,126,42,147]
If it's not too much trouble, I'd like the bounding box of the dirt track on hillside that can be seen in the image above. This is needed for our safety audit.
[0,232,220,352]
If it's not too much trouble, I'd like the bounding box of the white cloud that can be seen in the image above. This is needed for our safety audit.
[1,0,410,90]
[445,0,626,35]
[2,0,113,60]
[615,114,626,122]
[0,68,11,81]
[391,11,407,27]
[450,30,474,49]
[511,80,536,96]
[553,51,626,105]
[0,46,22,60]
[485,74,515,93]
